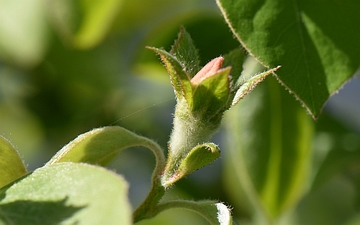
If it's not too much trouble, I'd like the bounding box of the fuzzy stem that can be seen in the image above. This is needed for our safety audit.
[161,99,219,187]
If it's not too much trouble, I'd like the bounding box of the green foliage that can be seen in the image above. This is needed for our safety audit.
[0,163,131,225]
[217,0,360,118]
[156,200,234,225]
[0,136,27,188]
[47,0,123,49]
[46,126,165,168]
[162,143,220,187]
[0,0,359,224]
[225,74,313,221]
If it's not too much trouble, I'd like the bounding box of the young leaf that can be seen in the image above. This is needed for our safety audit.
[217,0,360,118]
[170,26,200,77]
[0,135,27,188]
[147,46,193,105]
[0,162,132,225]
[232,66,281,106]
[46,126,165,168]
[162,143,220,187]
[224,76,313,221]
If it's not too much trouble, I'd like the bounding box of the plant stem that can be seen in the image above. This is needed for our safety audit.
[132,138,167,223]
[133,176,165,222]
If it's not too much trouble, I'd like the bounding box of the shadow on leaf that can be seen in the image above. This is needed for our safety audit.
[0,198,85,225]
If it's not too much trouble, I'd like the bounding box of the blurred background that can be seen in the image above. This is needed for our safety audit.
[0,0,359,224]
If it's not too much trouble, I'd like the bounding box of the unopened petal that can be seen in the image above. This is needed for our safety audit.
[191,57,224,85]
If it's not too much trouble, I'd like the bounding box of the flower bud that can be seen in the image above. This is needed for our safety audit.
[191,57,224,85]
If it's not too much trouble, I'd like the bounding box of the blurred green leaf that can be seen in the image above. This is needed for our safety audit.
[217,0,360,118]
[46,126,164,167]
[294,176,357,225]
[136,203,209,225]
[156,200,234,225]
[0,0,49,67]
[224,75,313,221]
[0,135,27,188]
[311,114,360,192]
[48,0,123,48]
[0,162,132,225]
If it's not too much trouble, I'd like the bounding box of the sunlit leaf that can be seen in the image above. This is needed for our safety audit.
[46,126,165,167]
[0,135,27,188]
[0,162,131,225]
[217,0,360,118]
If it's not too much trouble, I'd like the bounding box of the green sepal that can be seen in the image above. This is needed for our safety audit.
[45,126,165,168]
[0,135,27,188]
[146,46,193,105]
[192,67,231,122]
[162,143,220,187]
[170,26,200,77]
[232,66,281,106]
[48,0,123,49]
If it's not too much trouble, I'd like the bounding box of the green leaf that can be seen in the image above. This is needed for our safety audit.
[48,0,123,48]
[156,200,234,225]
[217,0,360,118]
[170,26,201,77]
[0,135,27,188]
[0,162,132,225]
[223,76,313,221]
[232,66,280,106]
[162,143,220,187]
[46,126,165,168]
[147,46,193,105]
[295,176,357,225]
[0,0,49,67]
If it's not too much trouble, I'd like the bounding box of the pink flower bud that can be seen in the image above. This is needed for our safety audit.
[190,57,224,85]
